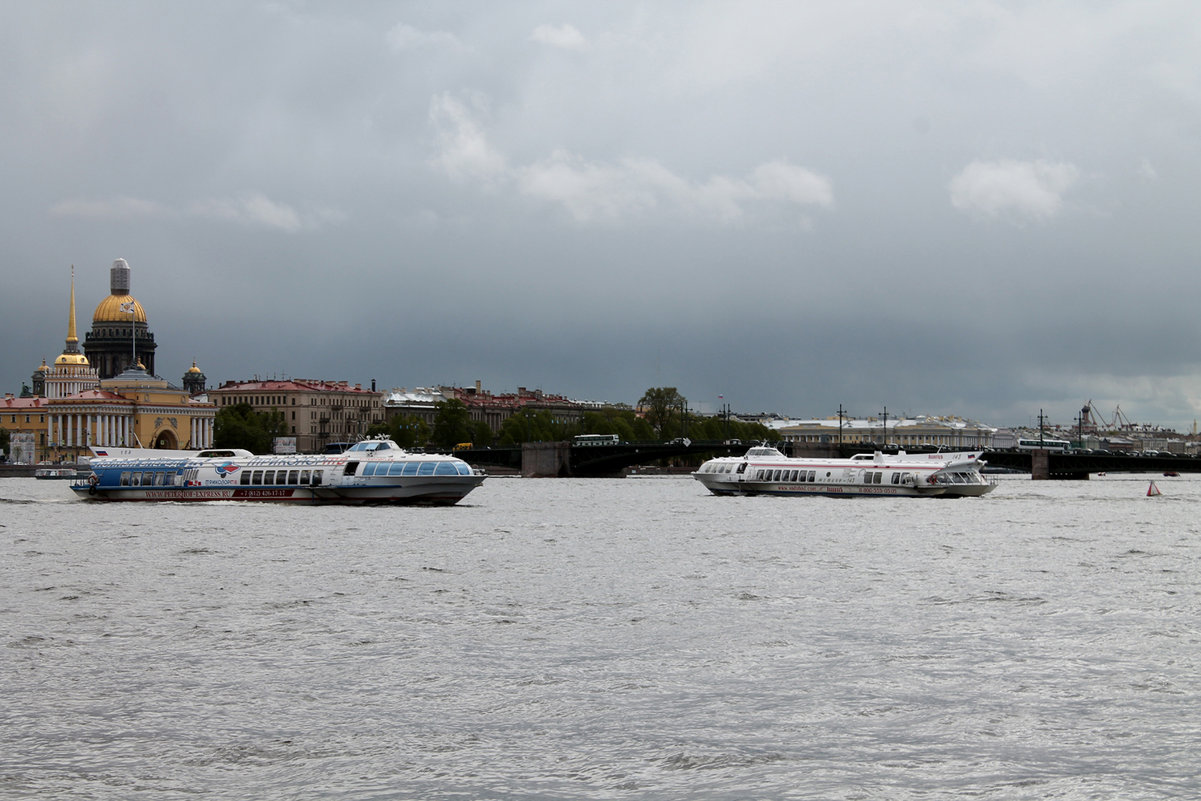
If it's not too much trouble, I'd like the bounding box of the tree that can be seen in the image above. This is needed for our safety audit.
[690,412,773,443]
[0,426,10,459]
[577,408,653,442]
[368,414,431,448]
[213,402,286,453]
[638,387,687,438]
[471,419,494,448]
[431,399,473,450]
[392,415,431,449]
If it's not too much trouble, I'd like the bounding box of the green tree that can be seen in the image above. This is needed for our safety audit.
[431,399,473,450]
[495,408,567,444]
[576,408,654,442]
[0,426,10,459]
[393,415,431,449]
[691,413,772,443]
[213,403,286,453]
[638,387,687,439]
[471,419,494,448]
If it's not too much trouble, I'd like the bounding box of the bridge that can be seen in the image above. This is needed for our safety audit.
[455,440,1201,480]
[813,445,1199,480]
[970,449,1201,480]
[455,439,748,477]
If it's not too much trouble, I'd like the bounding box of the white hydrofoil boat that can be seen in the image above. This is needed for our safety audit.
[72,438,485,505]
[693,446,995,498]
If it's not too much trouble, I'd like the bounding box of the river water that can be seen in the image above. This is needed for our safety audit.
[2,474,1198,800]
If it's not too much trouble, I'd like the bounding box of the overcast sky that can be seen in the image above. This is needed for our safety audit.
[4,1,1201,430]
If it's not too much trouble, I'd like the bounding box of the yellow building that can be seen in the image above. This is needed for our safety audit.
[2,265,215,464]
[1,395,50,464]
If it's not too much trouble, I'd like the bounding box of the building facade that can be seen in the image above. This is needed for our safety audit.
[381,381,613,437]
[773,414,997,451]
[208,379,384,453]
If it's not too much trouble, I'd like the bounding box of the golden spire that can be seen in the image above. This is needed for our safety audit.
[54,265,89,367]
[67,265,78,345]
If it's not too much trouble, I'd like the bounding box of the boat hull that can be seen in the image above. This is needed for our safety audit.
[71,476,484,505]
[694,475,944,498]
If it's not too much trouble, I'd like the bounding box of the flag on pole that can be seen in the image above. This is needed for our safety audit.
[120,301,135,313]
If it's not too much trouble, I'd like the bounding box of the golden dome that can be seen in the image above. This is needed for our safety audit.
[93,294,147,323]
[54,351,91,367]
[186,361,203,374]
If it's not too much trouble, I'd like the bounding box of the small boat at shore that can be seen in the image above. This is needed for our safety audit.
[35,467,86,480]
[693,446,996,498]
[71,438,485,505]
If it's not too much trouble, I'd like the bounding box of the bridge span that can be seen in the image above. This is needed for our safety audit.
[456,440,1201,480]
[809,445,1199,480]
[456,440,747,477]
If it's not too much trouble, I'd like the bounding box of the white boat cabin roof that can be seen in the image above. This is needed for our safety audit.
[745,446,786,458]
[345,439,406,455]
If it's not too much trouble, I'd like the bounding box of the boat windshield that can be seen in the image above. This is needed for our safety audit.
[746,447,785,458]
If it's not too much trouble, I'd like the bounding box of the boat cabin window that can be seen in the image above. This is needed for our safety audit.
[251,471,262,485]
[263,470,275,485]
[121,471,131,486]
[311,470,323,485]
[344,461,359,476]
[300,470,310,484]
[288,470,299,484]
[435,462,459,476]
[403,462,420,476]
[418,462,436,476]
[240,470,251,485]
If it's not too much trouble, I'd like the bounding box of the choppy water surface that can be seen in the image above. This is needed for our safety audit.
[2,474,1199,800]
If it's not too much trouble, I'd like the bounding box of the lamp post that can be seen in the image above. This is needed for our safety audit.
[837,404,846,450]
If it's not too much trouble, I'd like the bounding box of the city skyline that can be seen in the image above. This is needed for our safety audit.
[4,3,1201,431]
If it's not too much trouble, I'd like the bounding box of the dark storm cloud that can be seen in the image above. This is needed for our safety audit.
[4,1,1201,430]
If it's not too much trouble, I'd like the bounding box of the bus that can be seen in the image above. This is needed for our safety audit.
[573,434,619,446]
[1015,437,1071,452]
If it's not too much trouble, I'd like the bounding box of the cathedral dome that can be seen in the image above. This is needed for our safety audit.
[93,295,147,323]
